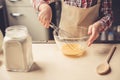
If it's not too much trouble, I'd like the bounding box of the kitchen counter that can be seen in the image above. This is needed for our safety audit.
[0,42,120,80]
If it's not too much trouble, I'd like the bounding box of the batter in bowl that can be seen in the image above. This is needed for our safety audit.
[61,43,86,56]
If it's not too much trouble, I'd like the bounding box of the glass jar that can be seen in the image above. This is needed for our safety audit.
[3,25,33,72]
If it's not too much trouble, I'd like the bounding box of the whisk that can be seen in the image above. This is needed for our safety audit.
[50,22,81,50]
[50,22,75,38]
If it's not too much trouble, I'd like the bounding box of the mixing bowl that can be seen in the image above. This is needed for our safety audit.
[53,27,89,56]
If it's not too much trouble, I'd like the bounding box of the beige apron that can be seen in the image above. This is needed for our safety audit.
[59,0,101,38]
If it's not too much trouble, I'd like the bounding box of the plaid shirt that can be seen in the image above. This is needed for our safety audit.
[32,0,113,31]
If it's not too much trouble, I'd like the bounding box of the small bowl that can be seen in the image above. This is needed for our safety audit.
[53,29,89,56]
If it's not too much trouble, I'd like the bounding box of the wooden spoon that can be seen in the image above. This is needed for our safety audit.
[96,45,117,75]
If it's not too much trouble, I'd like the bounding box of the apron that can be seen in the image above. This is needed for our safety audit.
[59,0,101,38]
[0,30,3,52]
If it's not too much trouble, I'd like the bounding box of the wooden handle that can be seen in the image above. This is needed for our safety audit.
[106,45,117,63]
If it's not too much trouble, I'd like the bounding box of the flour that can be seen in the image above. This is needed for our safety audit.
[3,26,33,72]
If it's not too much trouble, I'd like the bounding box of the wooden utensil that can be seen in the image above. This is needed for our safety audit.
[96,45,117,75]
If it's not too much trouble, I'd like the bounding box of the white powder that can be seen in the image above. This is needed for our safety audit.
[3,26,33,72]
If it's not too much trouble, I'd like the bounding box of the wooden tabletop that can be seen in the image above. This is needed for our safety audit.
[0,43,120,80]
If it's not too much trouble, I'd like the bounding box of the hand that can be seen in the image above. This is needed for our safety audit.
[87,21,104,46]
[38,4,52,28]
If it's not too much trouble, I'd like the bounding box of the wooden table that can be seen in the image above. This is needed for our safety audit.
[0,42,120,80]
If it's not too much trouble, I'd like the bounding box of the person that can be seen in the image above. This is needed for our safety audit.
[32,0,113,46]
[0,29,3,52]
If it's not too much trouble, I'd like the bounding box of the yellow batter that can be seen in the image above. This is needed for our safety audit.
[61,43,86,56]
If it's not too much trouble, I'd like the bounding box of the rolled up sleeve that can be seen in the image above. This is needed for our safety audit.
[98,0,113,31]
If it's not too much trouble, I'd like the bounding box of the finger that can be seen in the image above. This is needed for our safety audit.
[45,21,50,28]
[38,12,43,22]
[38,12,47,27]
[45,16,51,28]
[43,17,50,28]
[87,30,98,46]
[39,19,45,27]
[42,16,49,28]
[88,25,92,35]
